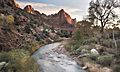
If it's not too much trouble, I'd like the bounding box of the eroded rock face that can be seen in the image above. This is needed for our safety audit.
[49,9,76,25]
[24,5,33,13]
[57,9,76,25]
[47,9,76,31]
[24,5,40,15]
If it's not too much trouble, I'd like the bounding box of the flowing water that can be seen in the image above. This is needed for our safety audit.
[32,42,86,72]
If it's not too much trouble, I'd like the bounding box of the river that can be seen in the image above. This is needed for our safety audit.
[32,42,86,72]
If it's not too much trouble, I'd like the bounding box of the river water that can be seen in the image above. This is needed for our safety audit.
[32,42,86,72]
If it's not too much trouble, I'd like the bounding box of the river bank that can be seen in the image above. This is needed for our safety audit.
[54,41,112,72]
[62,40,112,72]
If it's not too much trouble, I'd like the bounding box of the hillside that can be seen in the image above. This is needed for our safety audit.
[0,0,76,51]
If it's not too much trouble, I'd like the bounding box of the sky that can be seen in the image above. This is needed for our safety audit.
[16,0,91,21]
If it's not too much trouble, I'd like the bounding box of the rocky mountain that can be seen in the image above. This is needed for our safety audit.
[0,0,76,51]
[54,9,76,25]
[23,5,76,30]
[47,9,76,28]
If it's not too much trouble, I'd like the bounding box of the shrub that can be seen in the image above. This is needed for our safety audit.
[0,16,3,26]
[0,49,39,72]
[0,52,12,62]
[88,53,98,61]
[82,37,97,45]
[6,15,14,25]
[65,43,72,52]
[113,65,120,72]
[100,39,114,48]
[65,30,85,52]
[73,30,84,44]
[57,30,71,37]
[81,49,89,53]
[8,49,39,72]
[65,41,80,52]
[30,41,42,53]
[97,54,113,66]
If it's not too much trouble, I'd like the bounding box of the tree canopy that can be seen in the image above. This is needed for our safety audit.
[88,0,120,32]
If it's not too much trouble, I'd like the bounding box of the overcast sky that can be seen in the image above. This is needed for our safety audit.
[16,0,91,21]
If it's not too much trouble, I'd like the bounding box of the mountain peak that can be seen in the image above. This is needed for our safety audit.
[58,9,67,14]
[59,9,65,12]
[57,9,76,25]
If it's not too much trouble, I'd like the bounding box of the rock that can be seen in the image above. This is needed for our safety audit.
[47,9,76,32]
[90,48,99,55]
[0,62,9,70]
[0,62,6,66]
[24,5,33,13]
[53,57,60,62]
[24,5,40,15]
[82,66,88,70]
[58,9,76,25]
[49,54,54,58]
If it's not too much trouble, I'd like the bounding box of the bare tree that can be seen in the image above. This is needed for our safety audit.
[88,0,120,32]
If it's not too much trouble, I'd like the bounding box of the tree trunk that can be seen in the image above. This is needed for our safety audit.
[100,26,104,33]
[100,22,104,33]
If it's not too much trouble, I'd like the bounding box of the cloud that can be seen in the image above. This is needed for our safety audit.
[16,1,85,20]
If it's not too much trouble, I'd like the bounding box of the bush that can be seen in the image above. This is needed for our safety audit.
[97,54,113,66]
[9,49,39,72]
[88,53,98,61]
[65,30,85,52]
[0,49,39,72]
[81,49,89,53]
[113,65,120,72]
[100,39,114,48]
[65,41,80,52]
[30,41,40,53]
[0,52,12,62]
[82,37,97,45]
[57,30,71,37]
[0,16,3,26]
[6,15,14,25]
[73,30,84,44]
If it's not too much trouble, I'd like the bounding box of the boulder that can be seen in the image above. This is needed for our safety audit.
[0,62,6,66]
[90,48,99,55]
[0,62,9,70]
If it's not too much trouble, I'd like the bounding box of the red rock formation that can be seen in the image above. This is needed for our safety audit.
[47,9,76,31]
[24,5,40,15]
[58,9,76,25]
[24,5,33,13]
